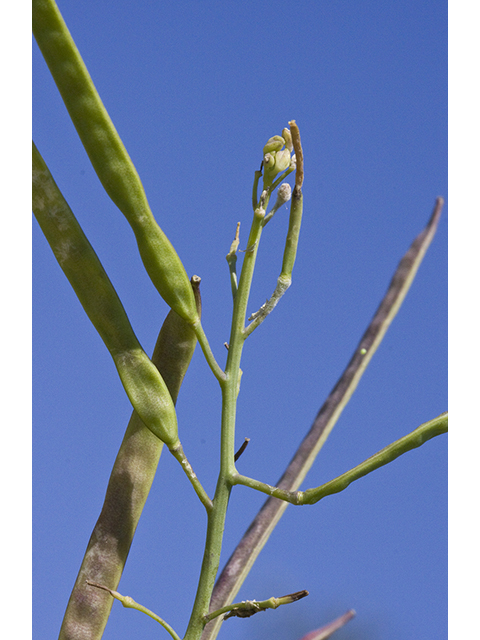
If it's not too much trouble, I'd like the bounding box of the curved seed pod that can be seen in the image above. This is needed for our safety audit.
[58,279,201,640]
[112,349,179,447]
[33,0,198,324]
[32,141,179,448]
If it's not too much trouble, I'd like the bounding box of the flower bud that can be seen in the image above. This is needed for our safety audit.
[282,128,293,152]
[262,183,292,225]
[262,130,293,188]
[263,135,285,154]
[263,153,276,170]
[274,148,291,174]
[276,182,292,205]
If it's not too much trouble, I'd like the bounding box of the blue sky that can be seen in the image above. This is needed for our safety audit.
[33,1,447,639]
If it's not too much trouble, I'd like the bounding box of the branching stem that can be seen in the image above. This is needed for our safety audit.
[183,196,271,640]
[85,582,182,640]
[231,413,447,504]
[169,444,213,512]
[193,322,226,384]
[203,197,444,640]
[204,590,309,622]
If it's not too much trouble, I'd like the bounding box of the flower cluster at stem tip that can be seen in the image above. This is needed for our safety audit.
[262,127,295,189]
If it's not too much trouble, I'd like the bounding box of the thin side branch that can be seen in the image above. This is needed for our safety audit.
[231,413,447,505]
[202,197,444,640]
[204,590,309,623]
[85,582,182,640]
[193,322,227,384]
[170,444,213,512]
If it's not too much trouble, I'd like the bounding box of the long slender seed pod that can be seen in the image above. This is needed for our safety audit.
[32,0,198,324]
[244,158,303,334]
[281,121,304,279]
[288,120,304,188]
[33,141,179,448]
[301,412,448,504]
[205,199,443,640]
[280,184,303,280]
[58,279,201,640]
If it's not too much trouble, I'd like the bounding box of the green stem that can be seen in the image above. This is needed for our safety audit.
[203,197,444,640]
[170,444,213,513]
[85,582,181,640]
[193,322,226,384]
[183,201,268,640]
[226,222,241,300]
[204,590,308,622]
[301,412,448,504]
[231,473,297,502]
[231,412,447,504]
[267,164,295,194]
[252,168,262,210]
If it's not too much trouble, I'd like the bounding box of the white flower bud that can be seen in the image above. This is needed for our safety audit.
[276,183,292,205]
[263,183,292,225]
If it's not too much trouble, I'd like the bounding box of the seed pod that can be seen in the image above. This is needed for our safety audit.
[58,277,201,640]
[280,185,303,279]
[134,221,200,325]
[33,0,198,325]
[153,275,201,400]
[33,141,179,448]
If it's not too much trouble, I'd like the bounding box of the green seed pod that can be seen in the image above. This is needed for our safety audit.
[134,220,199,326]
[280,185,303,279]
[58,278,201,640]
[263,135,285,155]
[33,141,180,448]
[153,275,201,401]
[33,0,198,325]
[112,349,179,447]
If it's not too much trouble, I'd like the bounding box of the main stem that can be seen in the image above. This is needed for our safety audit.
[183,204,267,640]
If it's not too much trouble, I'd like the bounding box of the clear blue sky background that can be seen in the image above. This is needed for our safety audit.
[33,1,447,639]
